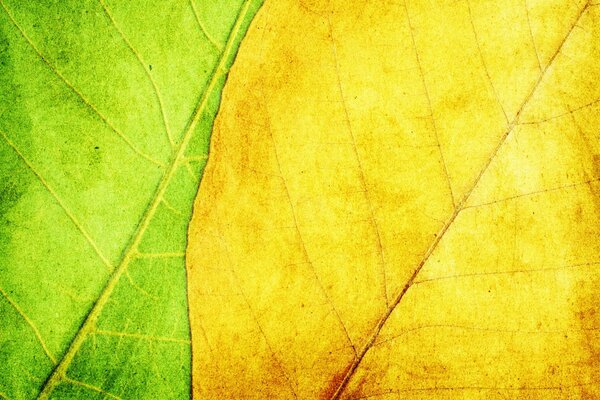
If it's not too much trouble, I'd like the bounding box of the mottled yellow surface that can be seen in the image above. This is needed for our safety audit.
[186,0,600,398]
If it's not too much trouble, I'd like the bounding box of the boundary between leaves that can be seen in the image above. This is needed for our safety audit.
[329,2,593,398]
[34,1,259,398]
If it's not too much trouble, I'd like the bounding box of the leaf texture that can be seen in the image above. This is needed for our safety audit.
[0,1,263,399]
[187,0,600,398]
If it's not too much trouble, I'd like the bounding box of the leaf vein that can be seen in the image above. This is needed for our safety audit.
[214,229,299,398]
[0,286,56,364]
[328,16,390,307]
[329,2,592,397]
[0,129,113,271]
[263,92,358,357]
[93,329,190,344]
[34,1,258,397]
[414,261,600,285]
[464,177,600,209]
[357,381,599,399]
[403,0,457,209]
[97,0,175,147]
[62,377,122,400]
[0,0,165,168]
[189,0,224,52]
[465,0,510,123]
[375,322,600,348]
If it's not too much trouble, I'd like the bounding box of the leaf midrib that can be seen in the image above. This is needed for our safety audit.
[329,2,592,398]
[28,0,257,398]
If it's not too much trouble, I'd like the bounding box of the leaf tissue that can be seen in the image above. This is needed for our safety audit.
[2,0,599,399]
[187,0,600,399]
[0,0,263,398]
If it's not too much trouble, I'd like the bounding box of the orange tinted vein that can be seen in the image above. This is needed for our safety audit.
[524,0,543,71]
[520,97,600,124]
[463,177,600,209]
[375,321,600,348]
[330,2,591,398]
[465,0,510,123]
[214,230,299,398]
[356,381,598,399]
[413,261,600,285]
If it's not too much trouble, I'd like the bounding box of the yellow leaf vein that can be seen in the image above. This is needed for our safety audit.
[330,2,593,398]
[34,0,258,397]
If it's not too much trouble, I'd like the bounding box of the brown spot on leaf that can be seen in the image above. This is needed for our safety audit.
[318,361,353,400]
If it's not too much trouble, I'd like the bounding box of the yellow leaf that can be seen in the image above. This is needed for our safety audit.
[187,0,600,398]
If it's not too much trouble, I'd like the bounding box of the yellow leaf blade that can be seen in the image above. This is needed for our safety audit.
[187,0,600,398]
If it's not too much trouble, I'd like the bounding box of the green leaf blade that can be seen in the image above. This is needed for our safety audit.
[0,0,264,398]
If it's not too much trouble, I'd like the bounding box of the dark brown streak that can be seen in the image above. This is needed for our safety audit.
[329,2,591,398]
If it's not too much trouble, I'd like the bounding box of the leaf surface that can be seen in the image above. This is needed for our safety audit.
[0,1,263,399]
[187,0,600,398]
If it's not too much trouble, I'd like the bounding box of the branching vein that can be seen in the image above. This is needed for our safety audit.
[329,2,592,398]
[98,0,175,147]
[0,286,56,364]
[34,1,258,398]
[0,129,113,271]
[403,0,457,209]
[189,0,224,52]
[328,16,390,307]
[62,377,122,400]
[263,92,357,356]
[94,329,190,344]
[0,0,165,168]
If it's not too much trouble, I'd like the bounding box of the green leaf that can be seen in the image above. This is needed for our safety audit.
[0,0,263,398]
